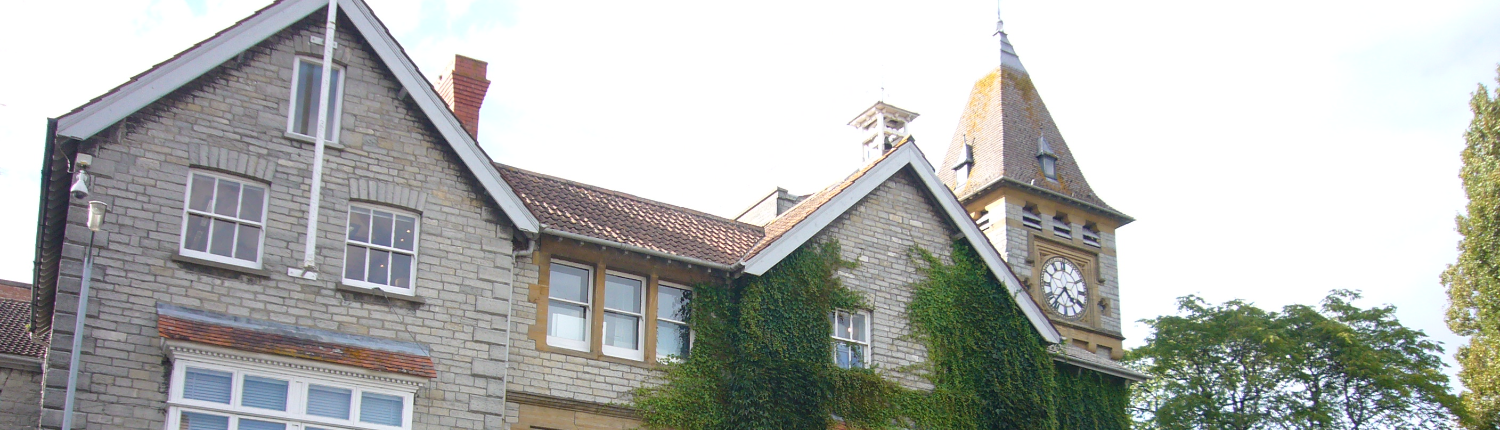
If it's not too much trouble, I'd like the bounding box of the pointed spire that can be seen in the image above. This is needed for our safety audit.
[995,0,1026,72]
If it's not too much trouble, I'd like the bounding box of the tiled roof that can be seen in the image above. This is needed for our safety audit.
[742,137,910,260]
[0,295,45,358]
[937,64,1122,216]
[157,304,436,378]
[496,163,765,266]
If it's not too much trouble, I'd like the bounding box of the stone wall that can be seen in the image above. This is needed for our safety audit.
[0,366,41,430]
[811,168,957,391]
[40,12,517,430]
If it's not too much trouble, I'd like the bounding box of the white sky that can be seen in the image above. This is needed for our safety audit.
[2,0,1498,389]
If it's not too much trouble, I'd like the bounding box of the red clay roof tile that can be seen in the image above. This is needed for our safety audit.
[158,315,436,378]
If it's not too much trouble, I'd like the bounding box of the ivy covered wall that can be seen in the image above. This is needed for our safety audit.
[633,240,1130,429]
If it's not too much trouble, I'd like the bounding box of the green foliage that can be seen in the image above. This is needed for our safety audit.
[1055,365,1131,430]
[905,241,1059,429]
[1444,66,1500,430]
[634,240,1133,429]
[1129,291,1459,430]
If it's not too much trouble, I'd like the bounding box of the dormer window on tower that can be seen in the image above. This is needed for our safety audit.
[1021,205,1043,230]
[1036,132,1058,181]
[1052,213,1072,239]
[954,141,974,188]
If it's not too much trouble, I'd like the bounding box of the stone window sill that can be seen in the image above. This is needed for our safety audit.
[171,254,273,277]
[336,282,426,304]
[282,131,346,151]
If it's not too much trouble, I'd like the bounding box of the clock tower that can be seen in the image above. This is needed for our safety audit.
[938,12,1134,360]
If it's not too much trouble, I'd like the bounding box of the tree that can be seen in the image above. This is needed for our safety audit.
[1130,292,1459,429]
[1443,66,1500,430]
[1280,290,1459,430]
[1129,297,1288,430]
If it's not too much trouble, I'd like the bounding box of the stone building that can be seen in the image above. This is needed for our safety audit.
[18,0,1144,429]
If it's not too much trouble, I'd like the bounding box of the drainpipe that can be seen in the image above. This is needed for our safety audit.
[499,230,537,423]
[60,201,108,430]
[293,0,340,278]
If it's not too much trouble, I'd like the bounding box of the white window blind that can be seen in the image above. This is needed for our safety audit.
[184,368,233,404]
[180,411,230,430]
[359,392,405,426]
[240,376,288,411]
[237,419,287,430]
[306,385,352,419]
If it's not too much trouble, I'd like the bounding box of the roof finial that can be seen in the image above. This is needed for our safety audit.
[996,0,1005,36]
[995,0,1026,72]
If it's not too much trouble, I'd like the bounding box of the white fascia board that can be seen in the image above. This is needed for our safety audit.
[904,145,1063,344]
[56,0,326,140]
[56,0,539,234]
[338,0,539,234]
[740,148,910,276]
[1052,354,1150,382]
[740,143,1061,344]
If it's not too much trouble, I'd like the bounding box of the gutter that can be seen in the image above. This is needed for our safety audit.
[962,177,1134,225]
[29,118,62,336]
[0,353,42,372]
[541,227,740,272]
[1051,354,1150,382]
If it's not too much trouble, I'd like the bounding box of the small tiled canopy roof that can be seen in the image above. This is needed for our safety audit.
[157,304,436,378]
[497,163,765,266]
[0,282,45,358]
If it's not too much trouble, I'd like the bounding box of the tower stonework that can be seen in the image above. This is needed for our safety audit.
[939,19,1133,360]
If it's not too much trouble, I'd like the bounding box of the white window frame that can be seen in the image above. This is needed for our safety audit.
[342,205,421,295]
[546,260,593,352]
[164,358,415,430]
[830,309,872,369]
[179,170,269,269]
[601,271,647,361]
[655,281,693,362]
[286,56,346,143]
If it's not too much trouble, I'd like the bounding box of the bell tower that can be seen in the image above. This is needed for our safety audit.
[849,101,919,163]
[939,8,1134,360]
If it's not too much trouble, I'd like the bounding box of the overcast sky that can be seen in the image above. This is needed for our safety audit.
[2,0,1498,388]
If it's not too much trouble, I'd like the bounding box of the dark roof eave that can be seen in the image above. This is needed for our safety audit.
[30,119,69,337]
[541,227,742,273]
[960,177,1134,226]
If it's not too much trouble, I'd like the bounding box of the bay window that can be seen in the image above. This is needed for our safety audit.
[167,361,412,430]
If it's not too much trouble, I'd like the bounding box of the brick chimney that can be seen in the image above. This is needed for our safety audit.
[436,54,491,140]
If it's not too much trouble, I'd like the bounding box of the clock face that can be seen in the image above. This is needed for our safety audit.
[1041,257,1087,318]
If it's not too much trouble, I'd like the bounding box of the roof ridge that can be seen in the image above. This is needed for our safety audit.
[495,163,762,232]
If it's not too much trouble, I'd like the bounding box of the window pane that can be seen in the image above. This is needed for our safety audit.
[179,411,229,430]
[390,253,412,289]
[393,215,416,251]
[188,174,215,212]
[658,286,690,322]
[549,264,589,303]
[184,215,211,252]
[241,375,288,411]
[840,313,852,340]
[348,208,370,243]
[237,419,286,430]
[306,385,352,419]
[234,224,261,261]
[604,312,640,349]
[853,313,866,342]
[548,301,587,341]
[239,185,264,223]
[293,61,320,136]
[367,249,390,285]
[835,342,852,368]
[322,68,342,140]
[604,275,641,313]
[209,219,236,257]
[372,210,394,247]
[213,180,240,217]
[359,392,405,426]
[657,320,690,358]
[183,367,232,404]
[345,245,367,281]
